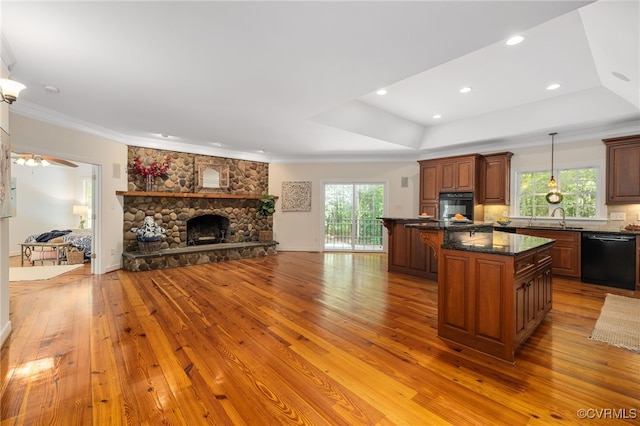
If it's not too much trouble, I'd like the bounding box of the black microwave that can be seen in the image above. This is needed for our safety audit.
[439,192,474,220]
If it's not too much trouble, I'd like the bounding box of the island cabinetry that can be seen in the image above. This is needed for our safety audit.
[438,244,552,363]
[604,134,640,204]
[382,219,439,280]
[516,228,580,277]
[437,154,481,192]
[481,152,513,205]
[514,247,552,347]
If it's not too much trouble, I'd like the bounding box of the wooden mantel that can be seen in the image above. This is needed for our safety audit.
[116,191,264,200]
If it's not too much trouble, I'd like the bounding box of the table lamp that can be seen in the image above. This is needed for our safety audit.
[72,205,88,229]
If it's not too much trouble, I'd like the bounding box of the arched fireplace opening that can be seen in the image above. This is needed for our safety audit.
[186,214,230,246]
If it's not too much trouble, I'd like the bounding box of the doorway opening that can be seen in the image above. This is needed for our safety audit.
[323,183,384,251]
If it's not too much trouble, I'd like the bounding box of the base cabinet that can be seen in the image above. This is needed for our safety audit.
[516,229,580,277]
[438,244,552,363]
[383,219,438,280]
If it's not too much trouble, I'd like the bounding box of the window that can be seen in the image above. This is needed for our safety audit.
[516,167,598,218]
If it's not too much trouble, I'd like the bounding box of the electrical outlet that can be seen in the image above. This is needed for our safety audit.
[637,212,640,221]
[502,210,509,217]
[610,212,626,221]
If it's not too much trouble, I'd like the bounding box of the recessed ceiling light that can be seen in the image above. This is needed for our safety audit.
[43,85,60,94]
[546,83,561,91]
[433,114,442,119]
[376,89,388,96]
[506,35,524,46]
[459,86,472,94]
[611,71,630,82]
[160,133,170,138]
[211,142,224,147]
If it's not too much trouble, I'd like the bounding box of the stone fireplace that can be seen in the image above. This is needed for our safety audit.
[186,214,230,246]
[120,193,277,271]
[120,147,277,271]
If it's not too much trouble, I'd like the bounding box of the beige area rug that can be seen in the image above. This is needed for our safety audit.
[589,293,640,353]
[9,264,83,282]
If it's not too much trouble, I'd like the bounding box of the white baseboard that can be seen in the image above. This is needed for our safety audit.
[1,320,12,347]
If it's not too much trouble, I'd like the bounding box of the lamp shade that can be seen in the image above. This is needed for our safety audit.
[72,205,88,216]
[0,78,26,102]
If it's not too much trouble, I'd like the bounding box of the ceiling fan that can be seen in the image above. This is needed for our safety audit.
[12,152,78,168]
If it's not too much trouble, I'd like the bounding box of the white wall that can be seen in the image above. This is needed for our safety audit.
[9,113,129,274]
[9,162,92,254]
[0,67,11,345]
[269,161,419,251]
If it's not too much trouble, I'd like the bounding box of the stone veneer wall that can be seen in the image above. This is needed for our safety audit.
[123,147,272,252]
[127,146,268,194]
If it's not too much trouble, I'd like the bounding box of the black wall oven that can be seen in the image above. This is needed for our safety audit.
[439,192,474,221]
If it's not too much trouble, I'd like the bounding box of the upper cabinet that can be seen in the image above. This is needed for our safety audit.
[418,153,511,214]
[604,135,640,204]
[481,152,513,205]
[418,159,439,216]
[437,155,480,192]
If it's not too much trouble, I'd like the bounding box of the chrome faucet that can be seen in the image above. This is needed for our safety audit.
[551,207,566,229]
[527,214,535,227]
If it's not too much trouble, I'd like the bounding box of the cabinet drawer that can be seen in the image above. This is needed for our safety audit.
[536,246,552,265]
[515,254,535,277]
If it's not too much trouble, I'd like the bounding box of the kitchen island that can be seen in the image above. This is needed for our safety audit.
[405,222,554,363]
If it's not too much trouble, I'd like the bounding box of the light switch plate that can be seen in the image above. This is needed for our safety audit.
[610,212,626,220]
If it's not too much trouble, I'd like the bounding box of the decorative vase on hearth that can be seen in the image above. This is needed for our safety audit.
[145,175,153,192]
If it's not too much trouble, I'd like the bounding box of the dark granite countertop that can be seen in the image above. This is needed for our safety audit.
[443,230,554,256]
[494,224,640,236]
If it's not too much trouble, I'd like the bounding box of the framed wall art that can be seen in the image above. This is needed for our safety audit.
[281,181,312,212]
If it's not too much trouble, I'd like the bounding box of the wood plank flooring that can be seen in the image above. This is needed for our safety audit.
[2,252,639,425]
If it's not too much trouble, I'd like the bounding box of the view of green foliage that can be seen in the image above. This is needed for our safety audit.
[324,183,384,249]
[518,167,597,218]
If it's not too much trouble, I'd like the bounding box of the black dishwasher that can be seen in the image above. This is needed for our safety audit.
[581,233,636,290]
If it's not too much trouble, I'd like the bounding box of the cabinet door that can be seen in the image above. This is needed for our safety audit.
[419,202,438,218]
[605,136,640,204]
[482,152,513,205]
[419,161,439,204]
[514,274,535,343]
[454,157,475,191]
[438,160,458,192]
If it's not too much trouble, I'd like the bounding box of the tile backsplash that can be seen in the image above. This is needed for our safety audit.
[483,204,640,231]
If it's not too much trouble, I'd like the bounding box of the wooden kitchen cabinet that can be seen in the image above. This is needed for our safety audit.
[604,134,640,204]
[438,243,553,363]
[516,228,581,278]
[514,247,552,346]
[481,152,513,205]
[382,219,438,280]
[437,154,481,192]
[418,160,439,216]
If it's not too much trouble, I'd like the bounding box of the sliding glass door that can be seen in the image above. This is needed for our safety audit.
[324,183,384,251]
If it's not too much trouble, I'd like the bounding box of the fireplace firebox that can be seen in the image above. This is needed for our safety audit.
[186,214,230,246]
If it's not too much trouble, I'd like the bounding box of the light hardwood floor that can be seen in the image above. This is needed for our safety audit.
[2,252,639,425]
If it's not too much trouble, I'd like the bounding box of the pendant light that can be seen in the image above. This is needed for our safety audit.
[545,132,563,204]
[547,132,558,190]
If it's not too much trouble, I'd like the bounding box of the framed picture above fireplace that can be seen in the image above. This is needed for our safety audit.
[195,157,229,193]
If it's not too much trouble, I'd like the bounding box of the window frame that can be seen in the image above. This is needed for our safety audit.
[511,159,607,222]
